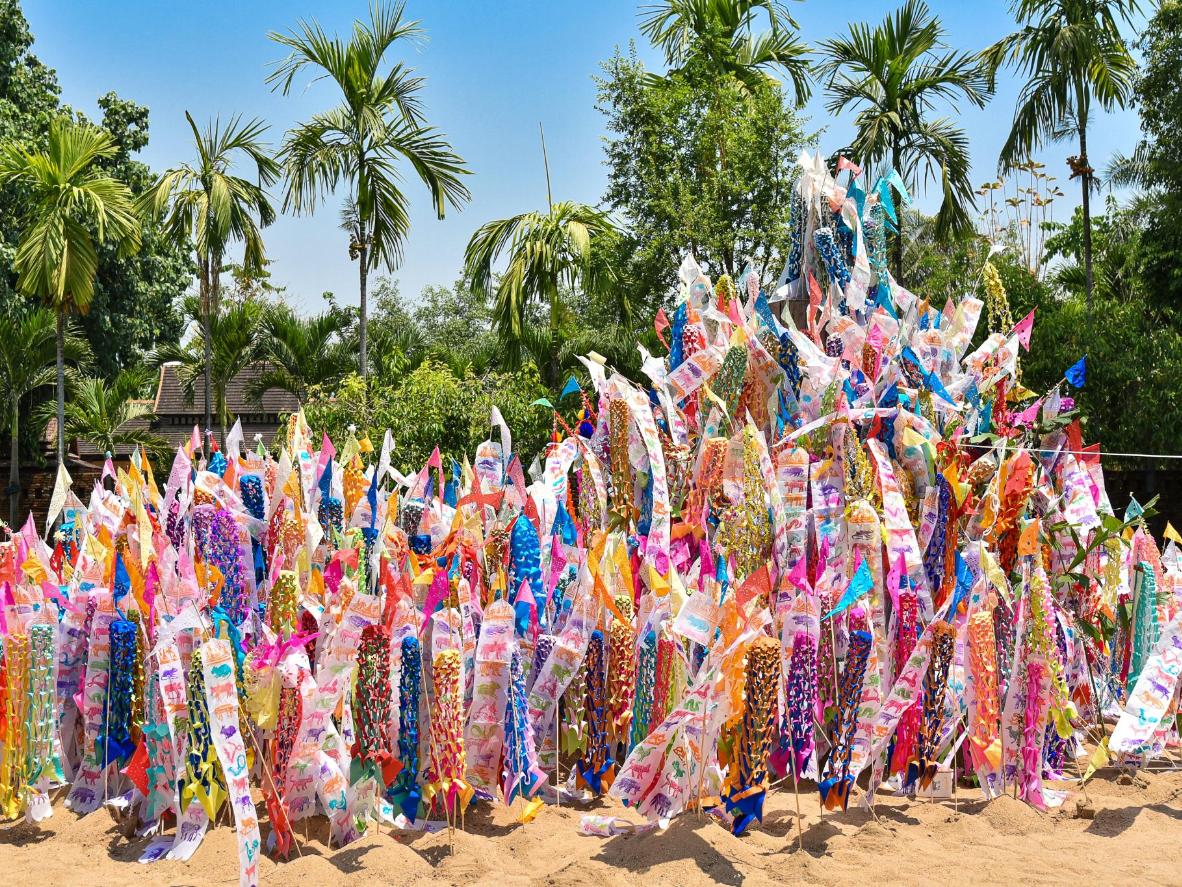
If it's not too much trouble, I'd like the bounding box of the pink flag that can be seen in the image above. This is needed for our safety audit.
[427,446,443,471]
[1014,398,1043,427]
[1013,308,1035,351]
[190,425,201,455]
[836,155,862,177]
[886,552,906,612]
[102,455,116,485]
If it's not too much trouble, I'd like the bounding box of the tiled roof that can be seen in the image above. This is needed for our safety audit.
[154,362,300,415]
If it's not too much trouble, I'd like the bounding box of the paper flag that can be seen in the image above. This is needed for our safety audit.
[1165,522,1182,545]
[822,557,873,620]
[1065,355,1087,388]
[1013,308,1035,351]
[45,461,72,535]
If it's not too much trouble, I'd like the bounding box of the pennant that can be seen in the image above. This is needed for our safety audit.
[560,376,581,400]
[1065,355,1087,388]
[45,461,72,535]
[1165,523,1182,545]
[1013,308,1035,351]
[654,307,670,349]
[822,557,873,620]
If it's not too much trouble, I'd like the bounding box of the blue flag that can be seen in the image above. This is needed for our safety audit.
[823,557,874,620]
[1065,355,1087,388]
[560,375,581,400]
[113,552,130,604]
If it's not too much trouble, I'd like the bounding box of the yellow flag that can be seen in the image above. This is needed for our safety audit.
[1082,736,1110,784]
[1166,522,1182,545]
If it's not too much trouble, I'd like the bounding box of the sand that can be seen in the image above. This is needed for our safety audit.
[3,767,1182,886]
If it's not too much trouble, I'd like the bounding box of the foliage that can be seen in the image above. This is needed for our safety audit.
[464,201,620,383]
[48,366,166,457]
[639,0,812,102]
[252,302,353,402]
[301,360,551,474]
[156,296,265,438]
[819,0,991,242]
[596,45,809,307]
[1113,0,1182,310]
[0,307,89,523]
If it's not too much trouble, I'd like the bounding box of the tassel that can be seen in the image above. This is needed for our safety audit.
[576,630,613,794]
[181,650,226,821]
[607,595,636,748]
[429,648,471,811]
[388,635,422,822]
[818,629,871,811]
[101,618,138,766]
[502,647,547,804]
[722,637,780,834]
[905,620,956,794]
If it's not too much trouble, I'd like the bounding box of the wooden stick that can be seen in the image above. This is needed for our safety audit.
[789,763,805,852]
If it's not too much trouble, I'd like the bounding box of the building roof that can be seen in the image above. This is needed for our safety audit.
[154,362,300,416]
[48,362,299,458]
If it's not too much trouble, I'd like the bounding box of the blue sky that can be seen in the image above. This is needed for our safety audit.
[26,0,1143,314]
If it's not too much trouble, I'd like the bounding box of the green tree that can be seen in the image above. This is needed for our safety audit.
[0,118,142,469]
[82,93,191,377]
[819,0,991,277]
[639,0,812,102]
[463,200,620,387]
[0,307,89,525]
[158,296,264,445]
[596,45,809,306]
[268,1,470,376]
[252,302,353,402]
[1106,0,1182,309]
[985,0,1141,309]
[140,112,278,438]
[50,367,165,460]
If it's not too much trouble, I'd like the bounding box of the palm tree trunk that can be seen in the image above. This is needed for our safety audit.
[56,312,65,469]
[891,142,904,282]
[1079,126,1094,311]
[8,396,19,527]
[201,261,213,451]
[358,216,369,378]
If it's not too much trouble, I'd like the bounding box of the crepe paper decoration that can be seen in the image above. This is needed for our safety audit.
[201,640,262,887]
[576,630,613,794]
[510,514,544,634]
[818,628,871,811]
[353,624,396,788]
[607,595,637,746]
[389,635,423,822]
[904,620,956,795]
[721,636,780,834]
[427,648,472,814]
[1128,562,1160,695]
[502,647,548,804]
[66,609,113,815]
[0,633,28,819]
[100,618,137,766]
[814,227,851,293]
[466,599,515,789]
[629,630,658,754]
[181,650,227,822]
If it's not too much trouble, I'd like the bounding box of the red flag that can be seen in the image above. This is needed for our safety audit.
[1013,308,1035,351]
[121,738,151,797]
[654,307,670,350]
[736,564,772,608]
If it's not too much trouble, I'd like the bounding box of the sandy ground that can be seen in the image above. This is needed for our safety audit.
[3,767,1182,886]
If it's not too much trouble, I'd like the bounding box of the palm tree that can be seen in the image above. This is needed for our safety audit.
[252,303,353,403]
[48,367,166,461]
[139,112,279,438]
[267,1,471,377]
[158,296,264,445]
[640,0,812,102]
[0,309,90,526]
[818,0,991,278]
[0,118,142,470]
[463,200,620,388]
[985,0,1141,309]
